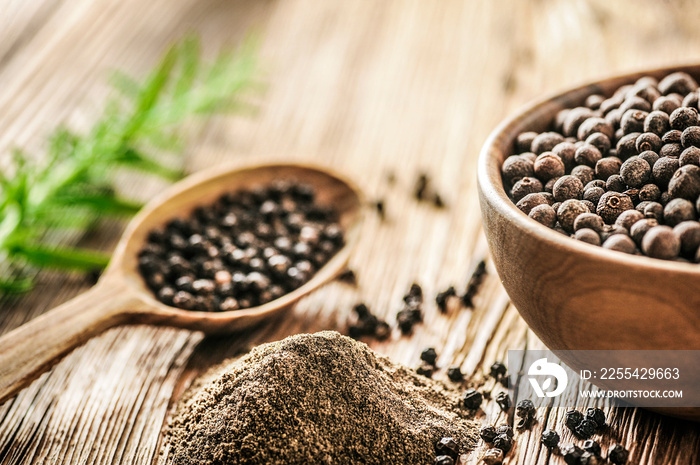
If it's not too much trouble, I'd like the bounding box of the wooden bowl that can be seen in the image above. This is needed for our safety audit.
[477,65,700,419]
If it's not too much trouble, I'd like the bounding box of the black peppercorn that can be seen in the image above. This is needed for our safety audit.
[502,155,535,186]
[673,221,700,256]
[602,234,636,254]
[575,228,601,246]
[642,225,681,260]
[619,156,651,187]
[608,444,630,465]
[534,152,566,181]
[435,286,457,312]
[482,448,504,465]
[574,418,597,439]
[515,399,536,429]
[541,430,560,450]
[435,437,459,460]
[638,183,661,202]
[563,107,596,136]
[463,388,483,410]
[516,132,537,153]
[416,363,434,378]
[561,444,584,465]
[553,142,578,169]
[480,425,497,443]
[620,109,648,134]
[664,198,697,226]
[652,96,679,115]
[420,347,438,366]
[558,199,589,232]
[597,191,634,224]
[529,204,557,228]
[495,391,511,412]
[571,165,595,185]
[552,175,584,202]
[575,144,602,167]
[616,132,641,159]
[659,71,698,95]
[578,117,614,141]
[564,409,584,430]
[594,157,621,180]
[669,106,699,130]
[492,434,513,453]
[511,177,544,202]
[631,218,658,245]
[532,132,566,154]
[489,361,507,379]
[447,366,464,382]
[495,424,514,438]
[668,164,700,200]
[614,209,644,231]
[582,439,602,456]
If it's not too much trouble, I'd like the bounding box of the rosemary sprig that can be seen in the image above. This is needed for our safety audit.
[0,36,258,293]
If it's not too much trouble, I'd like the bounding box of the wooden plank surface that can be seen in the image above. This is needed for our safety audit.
[1,0,700,464]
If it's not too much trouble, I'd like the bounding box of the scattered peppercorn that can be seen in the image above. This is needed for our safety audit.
[495,391,511,412]
[436,286,457,313]
[421,347,438,366]
[482,448,504,465]
[463,389,483,410]
[561,444,584,465]
[462,260,487,308]
[495,424,514,438]
[540,430,560,450]
[447,366,464,382]
[574,419,597,439]
[435,437,459,460]
[348,302,391,341]
[582,439,602,456]
[480,425,497,443]
[608,444,630,465]
[374,199,386,220]
[416,363,434,378]
[565,409,584,431]
[337,268,357,285]
[515,399,536,429]
[585,408,606,430]
[492,434,513,453]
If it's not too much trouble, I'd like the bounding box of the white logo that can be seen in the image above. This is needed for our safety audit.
[528,358,568,398]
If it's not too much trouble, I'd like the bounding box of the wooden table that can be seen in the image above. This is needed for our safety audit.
[1,0,699,463]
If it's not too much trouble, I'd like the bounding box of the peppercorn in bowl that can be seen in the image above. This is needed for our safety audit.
[478,66,700,418]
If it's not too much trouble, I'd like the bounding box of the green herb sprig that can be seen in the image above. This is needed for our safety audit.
[0,36,258,293]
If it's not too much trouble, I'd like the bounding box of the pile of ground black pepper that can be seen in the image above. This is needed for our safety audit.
[137,180,344,311]
[166,331,479,465]
[503,71,700,262]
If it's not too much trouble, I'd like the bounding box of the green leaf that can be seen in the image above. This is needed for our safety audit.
[116,147,183,180]
[12,243,111,271]
[173,36,201,99]
[0,277,34,294]
[52,191,143,217]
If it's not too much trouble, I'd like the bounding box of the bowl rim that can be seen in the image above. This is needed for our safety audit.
[478,63,700,275]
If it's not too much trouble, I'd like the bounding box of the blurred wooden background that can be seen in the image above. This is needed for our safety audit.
[1,0,700,463]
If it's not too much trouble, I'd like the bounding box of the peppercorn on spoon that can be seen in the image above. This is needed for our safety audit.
[0,161,363,404]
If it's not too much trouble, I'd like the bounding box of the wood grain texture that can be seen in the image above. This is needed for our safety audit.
[1,0,700,464]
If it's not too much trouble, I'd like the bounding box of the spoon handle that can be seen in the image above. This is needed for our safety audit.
[0,281,141,404]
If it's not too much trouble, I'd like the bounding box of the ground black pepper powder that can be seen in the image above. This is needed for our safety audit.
[167,332,479,465]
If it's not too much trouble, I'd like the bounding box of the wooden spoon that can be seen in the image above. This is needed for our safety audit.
[0,161,363,404]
